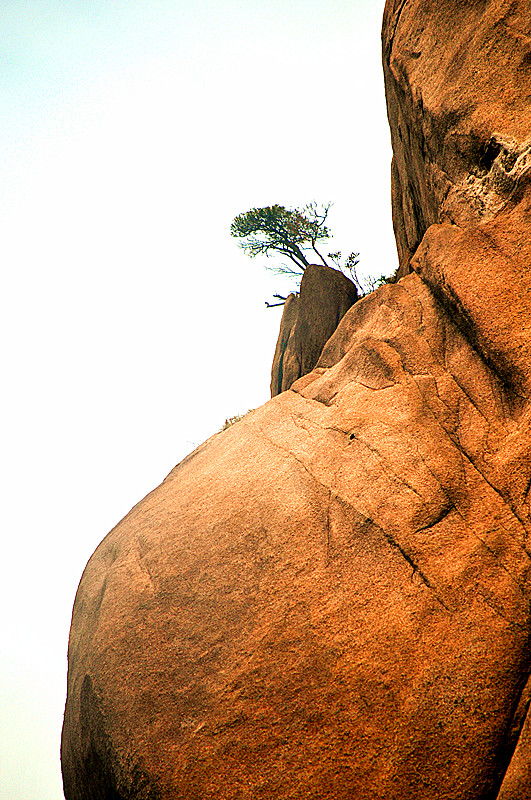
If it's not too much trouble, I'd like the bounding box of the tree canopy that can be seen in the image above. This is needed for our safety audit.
[230,202,332,274]
[230,201,390,306]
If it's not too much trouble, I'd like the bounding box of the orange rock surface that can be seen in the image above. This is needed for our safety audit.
[384,0,531,275]
[271,264,358,397]
[62,2,531,798]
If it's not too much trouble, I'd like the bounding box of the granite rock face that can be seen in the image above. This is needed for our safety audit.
[383,0,531,276]
[62,2,531,798]
[270,264,358,397]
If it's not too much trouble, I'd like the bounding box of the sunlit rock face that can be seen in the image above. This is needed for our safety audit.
[62,2,531,799]
[270,264,358,397]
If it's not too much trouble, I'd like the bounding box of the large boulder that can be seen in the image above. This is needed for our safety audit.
[62,2,531,798]
[62,274,531,799]
[270,264,358,396]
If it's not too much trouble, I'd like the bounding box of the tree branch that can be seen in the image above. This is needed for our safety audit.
[310,238,329,267]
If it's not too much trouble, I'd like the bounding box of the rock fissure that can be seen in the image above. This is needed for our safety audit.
[477,591,527,633]
[495,667,531,800]
[256,426,332,497]
[468,463,530,548]
[351,428,427,504]
[136,535,157,592]
[466,525,531,604]
[290,383,338,407]
[415,501,454,532]
[354,379,397,392]
[377,522,451,612]
[62,2,531,797]
[421,371,505,465]
[383,0,410,63]
[420,263,530,405]
[449,374,495,429]
[426,409,531,554]
[326,490,332,561]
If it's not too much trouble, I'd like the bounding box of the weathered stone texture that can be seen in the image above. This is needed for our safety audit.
[383,0,531,275]
[62,273,531,799]
[270,263,358,396]
[62,1,531,798]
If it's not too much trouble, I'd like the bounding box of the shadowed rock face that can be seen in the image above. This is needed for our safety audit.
[384,0,531,275]
[270,264,358,397]
[62,2,531,799]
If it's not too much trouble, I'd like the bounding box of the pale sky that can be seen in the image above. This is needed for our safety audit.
[0,2,395,798]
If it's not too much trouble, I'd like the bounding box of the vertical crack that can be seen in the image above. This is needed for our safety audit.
[494,640,531,799]
[383,0,410,63]
[326,490,332,561]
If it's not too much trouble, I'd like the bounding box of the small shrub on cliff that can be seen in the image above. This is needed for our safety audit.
[220,410,253,431]
[327,255,398,293]
[230,202,361,306]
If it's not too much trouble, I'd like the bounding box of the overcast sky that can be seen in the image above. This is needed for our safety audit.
[0,2,395,797]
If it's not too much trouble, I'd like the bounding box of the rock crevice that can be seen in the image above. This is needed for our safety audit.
[270,263,358,396]
[62,2,531,798]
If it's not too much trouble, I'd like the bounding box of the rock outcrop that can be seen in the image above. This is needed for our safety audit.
[62,2,531,799]
[270,264,358,396]
[384,0,531,277]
